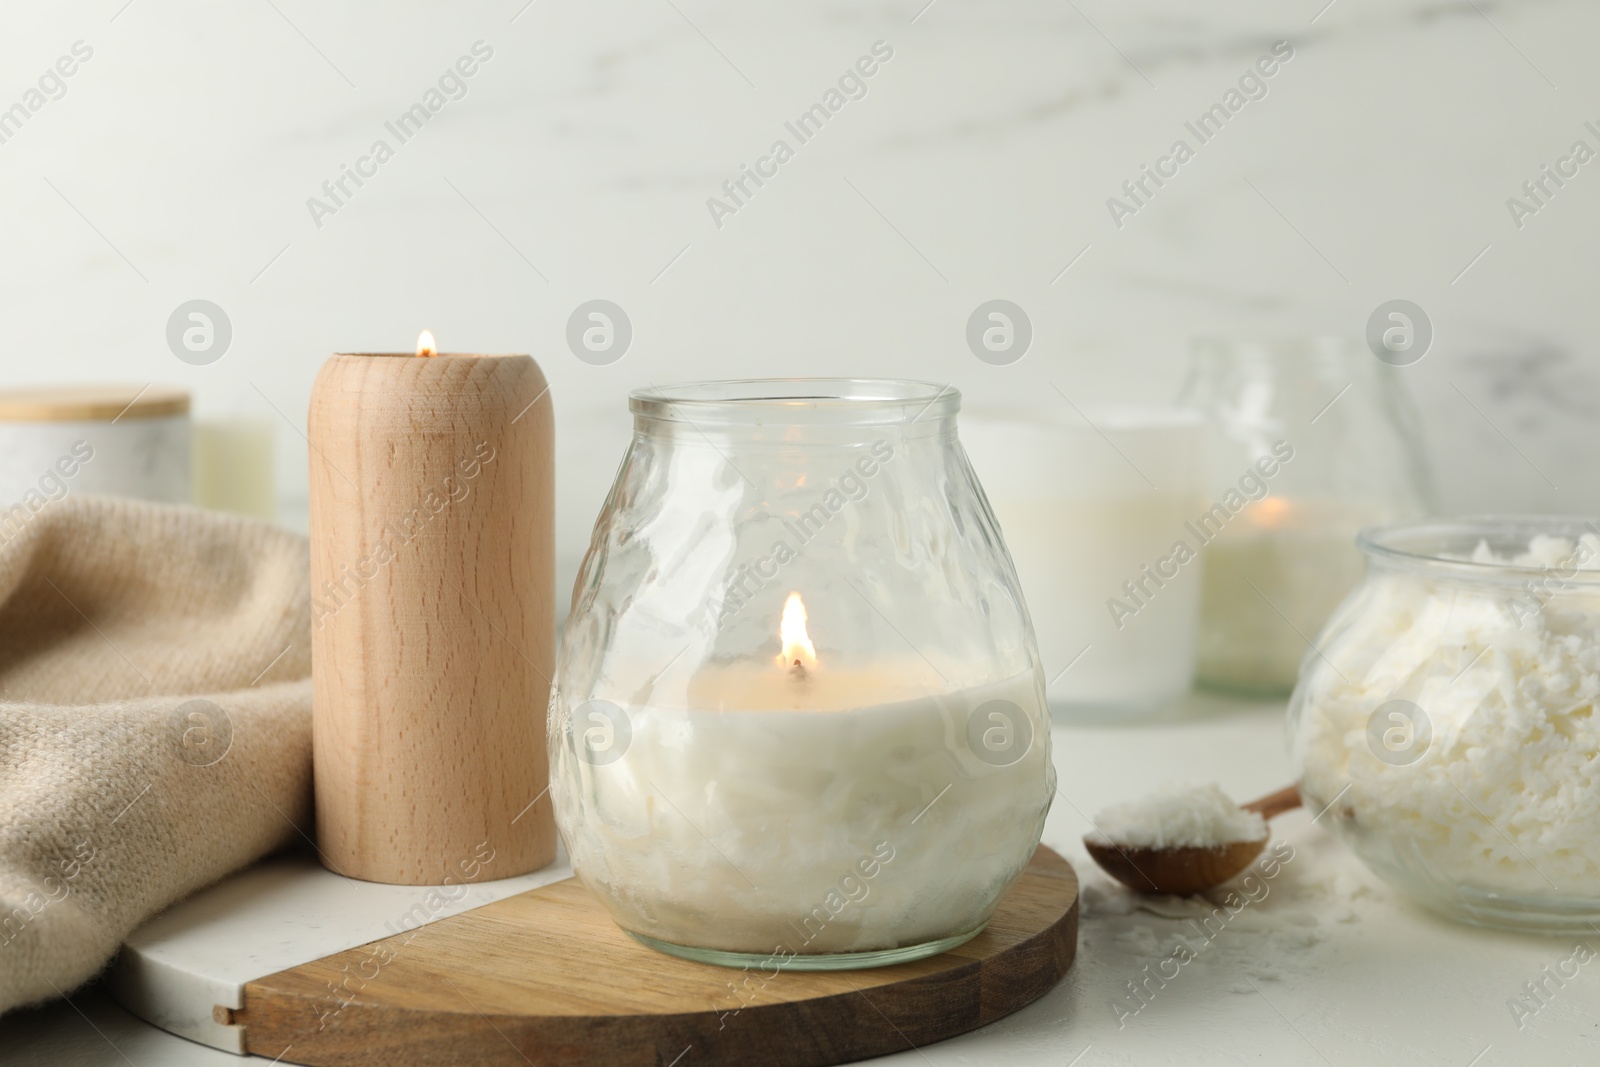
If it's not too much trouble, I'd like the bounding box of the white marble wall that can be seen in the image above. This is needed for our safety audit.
[2,0,1596,595]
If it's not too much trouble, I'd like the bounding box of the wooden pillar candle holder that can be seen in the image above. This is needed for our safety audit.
[308,348,555,885]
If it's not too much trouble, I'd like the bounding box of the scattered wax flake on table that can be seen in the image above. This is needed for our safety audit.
[1079,842,1388,996]
[1112,925,1163,955]
[1080,880,1139,916]
[1089,783,1267,848]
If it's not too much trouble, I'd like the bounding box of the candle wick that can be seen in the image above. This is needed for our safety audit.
[788,659,810,682]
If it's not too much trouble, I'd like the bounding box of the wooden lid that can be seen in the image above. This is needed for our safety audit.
[0,385,190,422]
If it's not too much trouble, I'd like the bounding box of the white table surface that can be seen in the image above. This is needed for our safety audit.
[5,693,1591,1067]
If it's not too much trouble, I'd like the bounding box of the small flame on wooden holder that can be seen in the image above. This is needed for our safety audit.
[416,330,438,358]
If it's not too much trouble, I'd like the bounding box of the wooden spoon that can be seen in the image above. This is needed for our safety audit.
[1083,785,1301,895]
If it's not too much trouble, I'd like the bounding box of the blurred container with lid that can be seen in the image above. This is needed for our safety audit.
[0,385,191,520]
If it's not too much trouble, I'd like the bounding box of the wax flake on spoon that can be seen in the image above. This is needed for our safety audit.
[1090,783,1268,849]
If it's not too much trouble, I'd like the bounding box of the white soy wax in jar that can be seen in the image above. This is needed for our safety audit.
[1290,519,1600,932]
[554,595,1053,960]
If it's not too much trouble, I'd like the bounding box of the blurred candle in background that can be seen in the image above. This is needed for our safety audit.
[1192,494,1384,694]
[961,407,1207,712]
[192,419,277,521]
[1178,336,1433,696]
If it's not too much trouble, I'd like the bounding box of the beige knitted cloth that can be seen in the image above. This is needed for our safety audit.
[0,496,312,1013]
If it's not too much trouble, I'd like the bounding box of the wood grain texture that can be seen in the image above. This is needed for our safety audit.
[307,352,556,885]
[235,846,1078,1067]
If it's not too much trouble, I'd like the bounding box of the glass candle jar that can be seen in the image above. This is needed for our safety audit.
[550,379,1054,969]
[1290,517,1600,932]
[1178,337,1433,696]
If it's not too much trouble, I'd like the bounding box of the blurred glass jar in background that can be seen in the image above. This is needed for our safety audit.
[1178,338,1432,696]
[961,408,1207,711]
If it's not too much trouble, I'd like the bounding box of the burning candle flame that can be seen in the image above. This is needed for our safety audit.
[416,330,438,357]
[777,592,818,674]
[1246,495,1292,530]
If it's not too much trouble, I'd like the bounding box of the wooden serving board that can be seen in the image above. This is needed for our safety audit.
[230,846,1078,1067]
